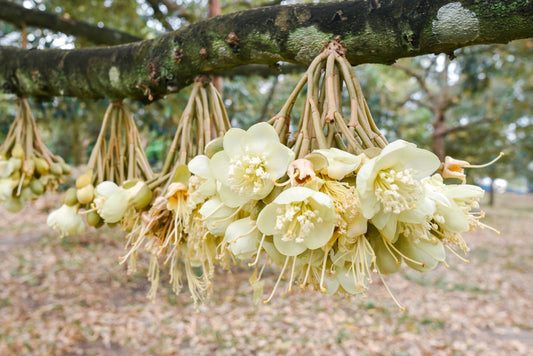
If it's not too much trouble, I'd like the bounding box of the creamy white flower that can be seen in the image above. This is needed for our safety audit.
[47,204,85,236]
[210,123,294,207]
[423,174,484,233]
[356,140,440,241]
[198,196,238,236]
[309,148,362,180]
[394,234,445,272]
[257,187,336,256]
[94,181,144,223]
[187,155,216,207]
[224,217,261,260]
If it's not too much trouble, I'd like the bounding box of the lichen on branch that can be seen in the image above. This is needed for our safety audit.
[0,0,532,101]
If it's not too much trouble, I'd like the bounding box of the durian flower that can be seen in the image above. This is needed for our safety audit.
[332,234,375,293]
[356,140,440,241]
[394,234,446,272]
[198,196,238,236]
[309,148,362,180]
[47,204,85,236]
[210,122,294,207]
[256,187,336,256]
[441,182,485,232]
[94,181,145,223]
[187,155,216,207]
[224,217,261,260]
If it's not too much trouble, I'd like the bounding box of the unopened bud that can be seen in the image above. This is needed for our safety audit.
[76,184,95,204]
[11,143,24,159]
[76,170,93,189]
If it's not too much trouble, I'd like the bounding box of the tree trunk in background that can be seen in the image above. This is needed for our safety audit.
[209,0,222,91]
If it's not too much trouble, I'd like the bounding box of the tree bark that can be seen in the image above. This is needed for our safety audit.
[0,0,142,45]
[1,0,532,101]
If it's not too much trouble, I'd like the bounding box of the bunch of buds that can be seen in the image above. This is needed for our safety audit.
[0,98,70,212]
[47,101,154,236]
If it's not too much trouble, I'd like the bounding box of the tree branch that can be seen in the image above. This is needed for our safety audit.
[393,64,435,102]
[437,116,497,137]
[1,0,532,101]
[0,0,142,45]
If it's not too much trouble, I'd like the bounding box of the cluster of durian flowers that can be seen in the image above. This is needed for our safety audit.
[0,98,70,212]
[39,43,499,308]
[131,122,496,306]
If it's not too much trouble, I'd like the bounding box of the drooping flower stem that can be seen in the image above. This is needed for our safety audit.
[269,40,388,159]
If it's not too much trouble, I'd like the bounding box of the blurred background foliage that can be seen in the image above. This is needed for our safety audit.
[0,0,531,191]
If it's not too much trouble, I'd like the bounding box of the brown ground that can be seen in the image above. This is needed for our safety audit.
[1,193,532,355]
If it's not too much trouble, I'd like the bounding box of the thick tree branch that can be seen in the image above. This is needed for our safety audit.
[0,0,142,45]
[1,0,532,101]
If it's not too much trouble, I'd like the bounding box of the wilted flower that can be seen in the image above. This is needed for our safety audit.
[287,159,316,186]
[210,122,294,207]
[442,153,504,184]
[257,187,336,256]
[47,204,85,236]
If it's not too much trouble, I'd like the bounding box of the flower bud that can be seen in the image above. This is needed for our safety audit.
[4,196,23,213]
[20,186,35,201]
[33,157,50,176]
[30,179,44,195]
[11,143,24,159]
[86,211,102,227]
[60,162,71,175]
[205,137,224,158]
[63,187,79,206]
[76,170,93,189]
[132,184,153,210]
[76,184,94,205]
[50,163,63,176]
[98,189,129,223]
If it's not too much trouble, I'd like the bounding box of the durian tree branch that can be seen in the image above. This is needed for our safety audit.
[0,0,142,45]
[0,0,532,102]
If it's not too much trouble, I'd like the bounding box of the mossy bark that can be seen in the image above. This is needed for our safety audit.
[1,0,532,101]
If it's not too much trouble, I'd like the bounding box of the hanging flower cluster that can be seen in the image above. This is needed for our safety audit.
[120,76,233,303]
[47,101,154,236]
[36,41,498,307]
[0,98,70,212]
